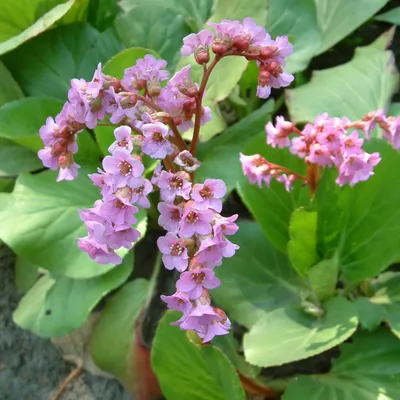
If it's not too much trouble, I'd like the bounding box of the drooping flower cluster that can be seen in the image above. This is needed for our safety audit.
[78,126,152,264]
[240,111,400,190]
[181,17,294,98]
[154,160,239,342]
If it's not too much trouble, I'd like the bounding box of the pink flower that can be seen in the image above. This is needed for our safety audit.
[181,29,214,56]
[336,152,381,187]
[86,63,104,98]
[213,214,239,237]
[102,149,145,188]
[161,292,193,316]
[340,130,364,155]
[191,179,226,212]
[173,150,201,172]
[266,116,293,148]
[158,202,182,234]
[108,125,134,154]
[56,163,80,182]
[169,65,197,96]
[158,171,192,203]
[128,178,153,208]
[290,137,308,158]
[176,268,220,299]
[142,122,174,159]
[38,147,59,170]
[39,117,60,146]
[307,143,332,166]
[77,237,121,265]
[100,198,138,225]
[179,201,214,238]
[157,233,189,272]
[240,153,271,187]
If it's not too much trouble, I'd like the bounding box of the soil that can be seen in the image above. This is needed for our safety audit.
[0,245,132,400]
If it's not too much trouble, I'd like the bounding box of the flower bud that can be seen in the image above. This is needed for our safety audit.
[195,48,210,64]
[212,40,229,55]
[132,134,144,149]
[233,34,251,51]
[120,92,138,108]
[58,152,74,168]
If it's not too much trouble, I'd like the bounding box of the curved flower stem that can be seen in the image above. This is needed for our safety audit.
[190,56,221,156]
[137,95,162,112]
[169,119,188,152]
[307,163,321,197]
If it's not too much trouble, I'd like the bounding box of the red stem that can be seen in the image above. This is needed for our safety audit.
[189,56,221,155]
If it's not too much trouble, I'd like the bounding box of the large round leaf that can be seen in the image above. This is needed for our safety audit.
[13,253,133,338]
[0,0,76,55]
[0,61,23,107]
[283,329,400,400]
[0,97,63,151]
[244,297,358,367]
[287,40,398,124]
[316,140,400,282]
[151,311,246,400]
[213,221,302,329]
[237,132,310,253]
[3,23,123,101]
[0,169,147,278]
[91,279,150,390]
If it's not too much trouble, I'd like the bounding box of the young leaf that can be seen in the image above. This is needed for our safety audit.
[13,253,133,338]
[354,297,385,331]
[283,329,400,400]
[287,208,318,276]
[244,297,358,367]
[151,311,246,400]
[90,279,152,392]
[287,40,398,124]
[0,0,77,55]
[212,221,302,329]
[237,134,309,253]
[307,254,338,302]
[0,169,147,278]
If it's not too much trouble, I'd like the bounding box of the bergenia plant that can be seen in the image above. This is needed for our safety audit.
[3,2,400,399]
[37,17,296,343]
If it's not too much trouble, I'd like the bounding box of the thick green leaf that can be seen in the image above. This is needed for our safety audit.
[14,257,40,293]
[0,179,14,193]
[0,169,147,278]
[389,102,400,116]
[237,133,309,253]
[115,6,189,67]
[0,61,24,107]
[316,140,400,282]
[354,297,385,331]
[0,97,63,151]
[88,0,119,31]
[196,100,274,193]
[283,329,400,400]
[0,138,42,177]
[178,0,268,140]
[119,0,214,32]
[244,297,358,367]
[287,41,398,124]
[94,47,160,155]
[90,279,149,388]
[151,311,246,400]
[287,208,318,276]
[314,0,389,54]
[266,0,321,73]
[13,253,133,338]
[0,0,76,56]
[212,221,302,329]
[371,273,400,338]
[376,6,400,25]
[308,254,338,302]
[3,23,123,101]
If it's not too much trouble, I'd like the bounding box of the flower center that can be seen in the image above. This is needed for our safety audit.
[170,243,183,256]
[170,209,181,221]
[132,186,144,196]
[119,160,132,176]
[191,272,205,284]
[169,176,183,189]
[152,132,164,142]
[199,186,213,199]
[118,139,129,148]
[186,211,199,224]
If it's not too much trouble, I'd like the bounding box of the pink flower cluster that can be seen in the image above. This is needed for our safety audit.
[154,163,239,342]
[181,17,294,98]
[240,111,398,190]
[78,126,152,264]
[38,56,213,180]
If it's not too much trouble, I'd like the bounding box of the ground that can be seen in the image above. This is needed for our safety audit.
[0,246,132,400]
